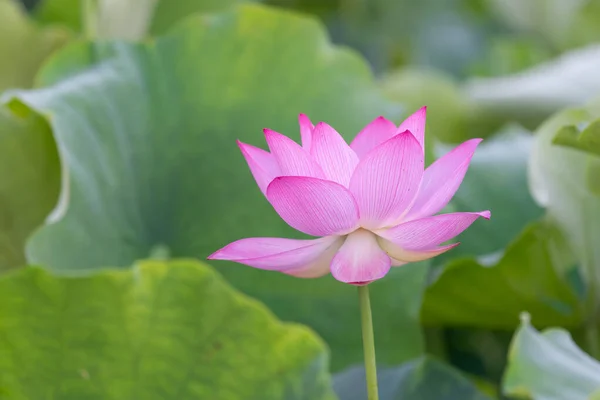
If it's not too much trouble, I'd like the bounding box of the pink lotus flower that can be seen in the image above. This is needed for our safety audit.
[209,107,490,285]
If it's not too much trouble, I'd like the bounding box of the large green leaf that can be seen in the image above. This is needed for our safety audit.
[0,0,70,91]
[2,4,425,370]
[529,105,600,302]
[0,260,335,399]
[503,313,600,400]
[332,356,491,400]
[34,0,252,38]
[0,100,61,270]
[422,218,581,329]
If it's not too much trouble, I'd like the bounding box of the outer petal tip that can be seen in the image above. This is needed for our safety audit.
[298,113,313,127]
[480,210,491,219]
[298,114,315,150]
[403,137,484,220]
[236,139,251,152]
[206,247,226,260]
[396,107,427,150]
[462,138,484,153]
[396,129,419,143]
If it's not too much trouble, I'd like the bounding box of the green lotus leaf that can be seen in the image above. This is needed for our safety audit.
[0,259,335,399]
[503,313,600,400]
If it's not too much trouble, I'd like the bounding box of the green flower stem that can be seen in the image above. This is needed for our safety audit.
[358,285,379,400]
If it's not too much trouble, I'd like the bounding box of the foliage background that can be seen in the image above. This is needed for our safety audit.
[1,0,600,399]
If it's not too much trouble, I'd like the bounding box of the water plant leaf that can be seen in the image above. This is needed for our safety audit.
[0,259,336,399]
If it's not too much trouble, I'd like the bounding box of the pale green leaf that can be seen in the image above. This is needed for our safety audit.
[529,106,600,295]
[0,260,335,399]
[2,4,423,370]
[503,314,600,400]
[0,0,70,91]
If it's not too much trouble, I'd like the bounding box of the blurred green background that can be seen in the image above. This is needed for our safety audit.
[1,0,600,399]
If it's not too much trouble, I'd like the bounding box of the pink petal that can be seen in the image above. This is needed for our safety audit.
[264,128,325,178]
[267,176,359,236]
[208,236,343,278]
[310,122,359,186]
[330,230,391,284]
[237,140,280,195]
[350,116,397,158]
[404,138,482,221]
[299,114,314,151]
[378,211,491,249]
[349,131,424,229]
[397,106,427,152]
[376,211,490,263]
[378,241,460,263]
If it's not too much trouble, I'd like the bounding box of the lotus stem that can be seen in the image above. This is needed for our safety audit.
[358,285,379,400]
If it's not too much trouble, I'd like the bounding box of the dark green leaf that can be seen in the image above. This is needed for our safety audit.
[422,219,581,329]
[333,356,491,400]
[0,100,60,270]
